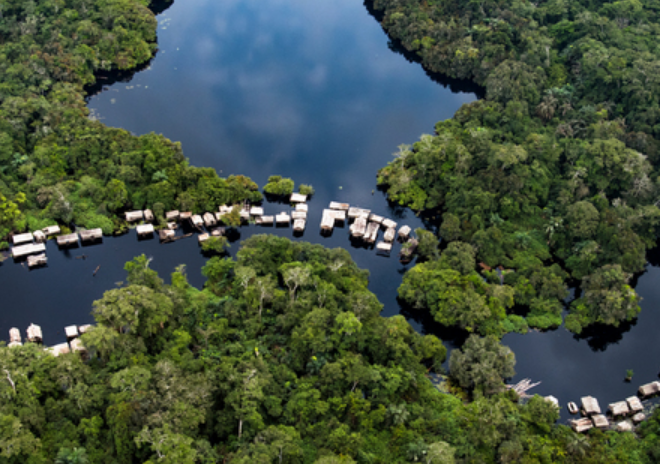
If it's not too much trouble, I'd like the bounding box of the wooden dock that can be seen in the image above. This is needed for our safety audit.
[12,242,46,258]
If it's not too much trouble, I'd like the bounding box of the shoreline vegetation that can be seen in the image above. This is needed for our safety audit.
[0,0,262,249]
[3,0,660,462]
[372,0,660,336]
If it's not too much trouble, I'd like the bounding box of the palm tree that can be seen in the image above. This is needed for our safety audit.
[55,447,89,464]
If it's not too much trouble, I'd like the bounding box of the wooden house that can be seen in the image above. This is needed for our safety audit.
[12,243,46,258]
[290,193,307,203]
[79,228,103,243]
[12,232,33,245]
[125,210,143,222]
[136,224,154,237]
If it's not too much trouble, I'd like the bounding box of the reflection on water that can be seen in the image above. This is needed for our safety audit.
[5,0,660,418]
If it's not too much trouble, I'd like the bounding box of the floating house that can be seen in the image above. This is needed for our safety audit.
[12,232,33,245]
[125,210,144,222]
[364,222,379,243]
[290,193,307,203]
[26,323,42,343]
[27,253,47,268]
[571,418,593,433]
[198,233,209,244]
[78,324,92,334]
[42,225,61,236]
[33,230,46,243]
[376,241,393,254]
[581,396,601,415]
[383,227,396,243]
[79,228,103,243]
[64,325,79,339]
[293,219,306,232]
[592,414,609,429]
[211,228,225,237]
[616,421,633,432]
[609,401,630,417]
[136,224,154,237]
[321,211,335,231]
[179,211,193,221]
[9,328,21,344]
[295,203,308,213]
[627,396,643,413]
[329,201,349,211]
[632,412,646,424]
[203,212,217,227]
[49,343,70,357]
[259,216,274,226]
[143,209,154,222]
[398,225,412,240]
[292,211,307,220]
[191,215,204,229]
[166,210,180,221]
[69,338,86,354]
[56,233,79,248]
[348,207,370,219]
[159,229,175,241]
[250,207,264,216]
[382,218,397,229]
[350,218,367,237]
[369,214,384,224]
[638,381,660,397]
[276,213,291,225]
[12,242,46,258]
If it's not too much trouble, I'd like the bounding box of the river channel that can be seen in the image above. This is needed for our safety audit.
[2,0,660,418]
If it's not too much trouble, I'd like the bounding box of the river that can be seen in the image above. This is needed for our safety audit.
[2,0,659,419]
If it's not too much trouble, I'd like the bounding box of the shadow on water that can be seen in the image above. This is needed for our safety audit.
[572,318,637,352]
[363,0,487,99]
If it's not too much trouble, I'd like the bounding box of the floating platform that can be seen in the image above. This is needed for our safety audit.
[383,227,396,243]
[350,217,367,237]
[609,401,630,417]
[258,215,274,226]
[136,224,154,237]
[295,203,308,212]
[159,229,175,241]
[382,218,397,229]
[376,241,392,254]
[638,381,660,397]
[12,232,33,245]
[27,253,47,268]
[166,210,180,221]
[398,225,412,239]
[56,233,79,248]
[203,212,217,227]
[627,396,643,413]
[9,328,21,344]
[250,207,264,216]
[592,414,609,429]
[290,193,307,203]
[12,242,46,258]
[65,325,79,339]
[48,343,70,357]
[80,228,103,243]
[329,201,349,211]
[42,225,61,236]
[321,211,335,231]
[276,213,291,225]
[143,209,154,222]
[293,219,306,232]
[581,396,601,415]
[571,418,593,433]
[292,211,307,220]
[26,323,42,343]
[369,214,384,224]
[191,215,204,228]
[364,222,379,243]
[125,210,143,222]
[348,207,370,219]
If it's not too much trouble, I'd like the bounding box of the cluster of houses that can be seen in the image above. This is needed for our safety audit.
[7,323,91,357]
[565,381,660,433]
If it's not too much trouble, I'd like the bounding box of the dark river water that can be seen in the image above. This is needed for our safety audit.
[2,0,660,419]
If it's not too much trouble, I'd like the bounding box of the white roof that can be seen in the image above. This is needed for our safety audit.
[12,242,46,258]
[290,193,307,203]
[13,232,33,245]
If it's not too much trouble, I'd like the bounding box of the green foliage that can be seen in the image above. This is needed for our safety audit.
[299,184,315,196]
[263,175,295,196]
[201,236,229,255]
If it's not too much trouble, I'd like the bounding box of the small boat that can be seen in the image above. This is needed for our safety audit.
[567,402,579,414]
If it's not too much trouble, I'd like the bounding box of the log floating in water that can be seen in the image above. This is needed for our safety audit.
[93,265,100,276]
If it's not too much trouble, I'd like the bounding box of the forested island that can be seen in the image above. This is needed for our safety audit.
[4,0,660,462]
[374,0,660,336]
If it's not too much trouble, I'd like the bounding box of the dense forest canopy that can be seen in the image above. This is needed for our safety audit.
[0,0,261,246]
[5,236,660,463]
[374,0,660,335]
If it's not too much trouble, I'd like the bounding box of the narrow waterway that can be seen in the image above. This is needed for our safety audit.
[2,0,659,419]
